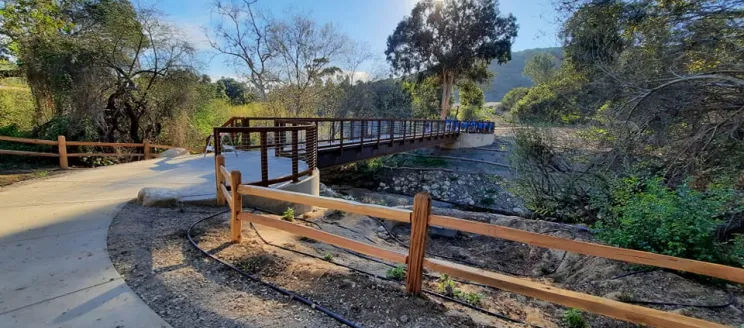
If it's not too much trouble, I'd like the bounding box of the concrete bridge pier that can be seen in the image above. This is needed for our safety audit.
[242,168,320,215]
[438,133,495,149]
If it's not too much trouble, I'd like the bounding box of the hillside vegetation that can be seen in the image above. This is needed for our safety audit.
[483,47,563,101]
[0,77,34,136]
[506,0,744,268]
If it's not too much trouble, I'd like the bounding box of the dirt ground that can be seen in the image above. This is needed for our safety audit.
[0,165,63,187]
[109,204,503,328]
[108,199,743,328]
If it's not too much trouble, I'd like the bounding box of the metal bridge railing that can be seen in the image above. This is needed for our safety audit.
[213,121,317,187]
[212,117,495,185]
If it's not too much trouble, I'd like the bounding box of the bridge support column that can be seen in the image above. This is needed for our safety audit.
[438,133,495,149]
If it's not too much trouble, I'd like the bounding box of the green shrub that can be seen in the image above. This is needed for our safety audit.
[480,197,495,206]
[282,208,295,222]
[595,176,744,266]
[356,157,387,175]
[323,253,333,261]
[461,292,483,306]
[562,308,586,328]
[501,87,530,112]
[385,265,406,280]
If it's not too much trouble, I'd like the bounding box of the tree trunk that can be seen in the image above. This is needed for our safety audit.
[440,70,454,119]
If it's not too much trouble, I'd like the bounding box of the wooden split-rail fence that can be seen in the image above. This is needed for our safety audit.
[0,135,182,169]
[215,154,741,328]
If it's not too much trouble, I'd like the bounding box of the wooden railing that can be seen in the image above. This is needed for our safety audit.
[215,159,740,328]
[0,135,181,169]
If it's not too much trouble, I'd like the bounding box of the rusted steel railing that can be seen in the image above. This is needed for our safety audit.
[212,121,317,187]
[212,117,495,184]
[218,117,494,152]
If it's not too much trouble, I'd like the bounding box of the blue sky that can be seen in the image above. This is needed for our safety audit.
[150,0,560,80]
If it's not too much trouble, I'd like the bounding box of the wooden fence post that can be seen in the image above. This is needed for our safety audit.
[215,154,226,205]
[406,192,431,295]
[143,139,151,160]
[57,136,68,169]
[230,170,242,242]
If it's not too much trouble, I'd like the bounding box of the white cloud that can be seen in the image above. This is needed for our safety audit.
[336,70,371,83]
[174,21,210,50]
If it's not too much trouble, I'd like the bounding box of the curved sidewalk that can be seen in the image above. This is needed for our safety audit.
[0,155,244,327]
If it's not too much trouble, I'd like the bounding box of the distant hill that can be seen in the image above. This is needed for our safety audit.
[482,47,563,102]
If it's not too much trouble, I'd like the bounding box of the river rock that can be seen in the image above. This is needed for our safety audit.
[137,187,180,207]
[157,148,189,158]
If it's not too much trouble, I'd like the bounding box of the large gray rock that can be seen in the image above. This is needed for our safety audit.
[157,148,189,158]
[137,187,180,207]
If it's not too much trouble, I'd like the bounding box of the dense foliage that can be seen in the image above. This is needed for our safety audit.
[0,0,444,154]
[456,80,486,120]
[594,176,744,266]
[508,0,744,264]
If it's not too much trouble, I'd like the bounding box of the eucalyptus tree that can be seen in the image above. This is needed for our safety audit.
[385,0,518,119]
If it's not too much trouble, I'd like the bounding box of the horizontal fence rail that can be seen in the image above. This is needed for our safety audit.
[0,135,183,169]
[213,162,740,327]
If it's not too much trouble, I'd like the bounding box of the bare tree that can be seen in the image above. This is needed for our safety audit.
[101,8,195,142]
[207,0,276,100]
[343,41,373,84]
[269,12,348,115]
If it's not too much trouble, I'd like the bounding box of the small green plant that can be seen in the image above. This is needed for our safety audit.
[617,292,633,302]
[282,207,295,222]
[323,253,333,261]
[33,170,49,178]
[386,265,406,280]
[437,274,458,297]
[562,308,587,328]
[461,292,483,306]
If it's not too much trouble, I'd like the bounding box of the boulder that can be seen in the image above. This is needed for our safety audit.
[319,183,342,198]
[137,187,180,207]
[157,148,189,158]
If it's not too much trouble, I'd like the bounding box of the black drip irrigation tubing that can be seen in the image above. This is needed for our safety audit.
[186,210,362,328]
[372,216,737,309]
[188,209,735,328]
[248,220,537,327]
[373,217,574,278]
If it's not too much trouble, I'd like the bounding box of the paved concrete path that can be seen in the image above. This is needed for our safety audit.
[0,153,296,327]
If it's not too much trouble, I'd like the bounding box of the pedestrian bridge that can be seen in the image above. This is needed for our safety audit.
[211,117,495,186]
